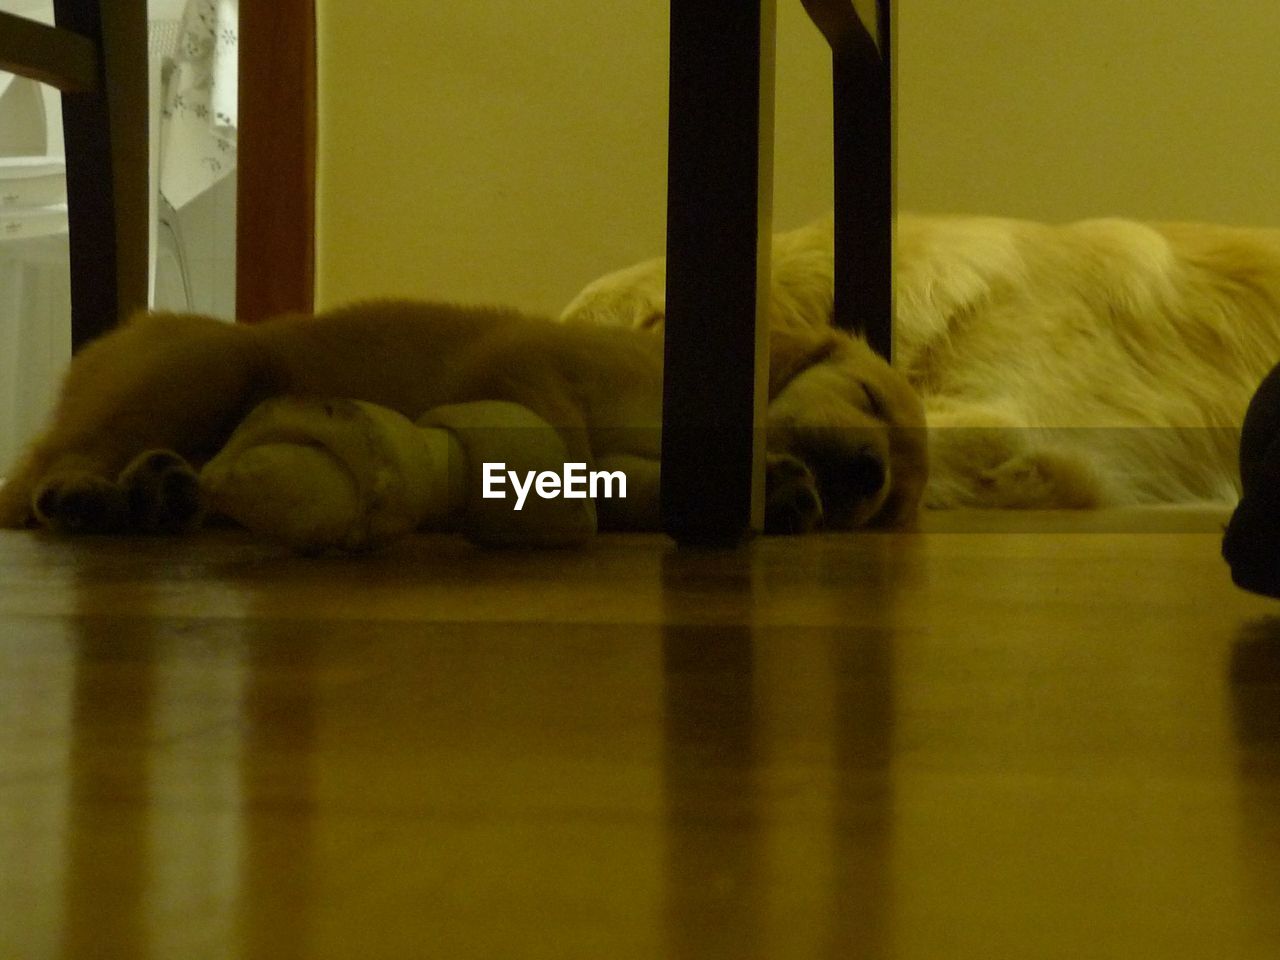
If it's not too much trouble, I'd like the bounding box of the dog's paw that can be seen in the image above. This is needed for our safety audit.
[119,449,205,534]
[32,473,128,534]
[976,448,1103,509]
[764,453,824,534]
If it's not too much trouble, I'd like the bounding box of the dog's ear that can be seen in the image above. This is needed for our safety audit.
[767,328,839,398]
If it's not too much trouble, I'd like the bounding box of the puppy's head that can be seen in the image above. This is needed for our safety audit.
[766,328,927,530]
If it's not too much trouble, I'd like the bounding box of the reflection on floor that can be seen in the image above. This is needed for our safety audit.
[1,508,1278,959]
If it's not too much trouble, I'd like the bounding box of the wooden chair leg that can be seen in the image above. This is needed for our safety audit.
[55,0,147,351]
[661,0,776,547]
[237,0,317,322]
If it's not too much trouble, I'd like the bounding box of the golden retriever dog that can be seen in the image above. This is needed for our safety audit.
[0,299,926,537]
[563,212,1280,509]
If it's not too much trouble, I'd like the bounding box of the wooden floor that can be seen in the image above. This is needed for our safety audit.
[2,508,1279,959]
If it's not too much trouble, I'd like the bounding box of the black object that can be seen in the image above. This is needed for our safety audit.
[801,0,894,362]
[1223,361,1280,597]
[661,0,775,546]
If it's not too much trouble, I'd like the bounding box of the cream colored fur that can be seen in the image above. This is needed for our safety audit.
[563,213,1280,508]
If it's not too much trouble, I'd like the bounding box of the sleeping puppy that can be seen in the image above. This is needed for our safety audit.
[0,299,926,537]
[764,328,925,530]
[564,213,1280,509]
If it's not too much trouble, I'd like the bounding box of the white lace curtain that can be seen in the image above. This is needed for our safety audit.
[155,0,239,209]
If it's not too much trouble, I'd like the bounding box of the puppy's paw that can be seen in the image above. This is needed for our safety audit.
[765,454,824,534]
[119,449,205,534]
[32,474,128,534]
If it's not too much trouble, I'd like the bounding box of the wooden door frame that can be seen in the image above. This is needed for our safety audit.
[236,0,315,321]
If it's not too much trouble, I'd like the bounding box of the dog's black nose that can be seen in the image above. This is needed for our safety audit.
[846,451,886,498]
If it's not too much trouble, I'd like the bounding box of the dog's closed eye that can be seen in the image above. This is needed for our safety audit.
[860,382,885,419]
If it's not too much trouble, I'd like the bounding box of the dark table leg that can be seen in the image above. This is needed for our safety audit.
[662,0,776,546]
[803,0,894,362]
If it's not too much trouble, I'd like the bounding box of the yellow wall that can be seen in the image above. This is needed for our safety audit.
[896,0,1280,223]
[316,1,1280,315]
[315,1,835,313]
